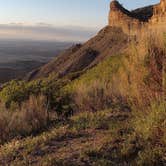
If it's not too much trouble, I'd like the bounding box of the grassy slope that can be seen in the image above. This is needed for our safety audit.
[0,105,165,165]
[0,48,165,165]
[0,30,166,166]
[0,109,131,166]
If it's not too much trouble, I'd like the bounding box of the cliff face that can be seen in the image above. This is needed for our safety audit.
[109,0,166,34]
[150,0,166,24]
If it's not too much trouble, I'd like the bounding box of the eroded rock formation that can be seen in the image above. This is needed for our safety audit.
[109,0,166,34]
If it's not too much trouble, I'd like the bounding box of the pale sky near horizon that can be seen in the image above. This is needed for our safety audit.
[0,0,160,41]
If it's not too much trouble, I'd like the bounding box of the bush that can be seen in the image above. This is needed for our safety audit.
[0,78,74,119]
[0,80,29,108]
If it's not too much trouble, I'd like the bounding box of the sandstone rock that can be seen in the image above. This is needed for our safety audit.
[109,0,166,34]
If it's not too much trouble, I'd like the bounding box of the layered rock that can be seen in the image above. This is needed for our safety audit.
[150,0,166,25]
[109,0,166,34]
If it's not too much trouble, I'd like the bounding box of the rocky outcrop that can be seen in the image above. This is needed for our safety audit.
[109,0,166,34]
[150,0,166,25]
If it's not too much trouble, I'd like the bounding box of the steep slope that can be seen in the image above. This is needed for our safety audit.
[27,26,128,81]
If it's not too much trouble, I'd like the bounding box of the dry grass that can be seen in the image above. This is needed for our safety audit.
[0,95,49,144]
[73,80,114,112]
[0,107,130,165]
[0,30,166,165]
[69,31,166,112]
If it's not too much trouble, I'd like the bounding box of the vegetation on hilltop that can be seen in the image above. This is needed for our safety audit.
[0,32,165,165]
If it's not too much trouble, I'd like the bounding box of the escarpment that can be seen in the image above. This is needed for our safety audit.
[109,0,166,34]
[27,0,166,81]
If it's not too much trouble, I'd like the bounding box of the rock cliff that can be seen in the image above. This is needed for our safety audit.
[109,0,166,34]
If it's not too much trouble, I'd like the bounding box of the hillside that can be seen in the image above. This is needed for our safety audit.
[0,0,165,165]
[0,50,165,165]
[27,0,166,81]
[27,26,128,81]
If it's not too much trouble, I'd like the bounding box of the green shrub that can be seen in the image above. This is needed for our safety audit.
[0,80,29,108]
[0,78,73,118]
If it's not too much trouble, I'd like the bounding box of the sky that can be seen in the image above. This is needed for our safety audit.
[0,0,159,42]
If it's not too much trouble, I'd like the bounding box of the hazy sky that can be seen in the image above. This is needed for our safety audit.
[0,0,159,41]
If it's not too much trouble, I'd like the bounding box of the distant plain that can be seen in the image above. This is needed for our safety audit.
[0,39,72,83]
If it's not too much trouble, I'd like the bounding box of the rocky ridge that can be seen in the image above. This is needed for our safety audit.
[109,0,166,34]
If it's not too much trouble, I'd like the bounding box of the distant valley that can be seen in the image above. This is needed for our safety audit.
[0,40,72,83]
